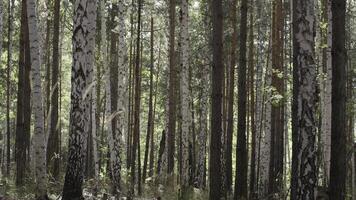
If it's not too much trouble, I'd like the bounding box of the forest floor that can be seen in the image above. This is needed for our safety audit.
[0,175,209,200]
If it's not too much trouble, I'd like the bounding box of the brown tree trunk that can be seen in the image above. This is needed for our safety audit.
[248,8,256,199]
[269,0,284,196]
[130,0,142,196]
[226,0,237,193]
[167,0,177,175]
[7,0,14,178]
[142,17,154,183]
[329,0,347,198]
[15,0,31,183]
[209,0,224,199]
[234,0,248,197]
[47,0,60,180]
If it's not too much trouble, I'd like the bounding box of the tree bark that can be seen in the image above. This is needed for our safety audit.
[47,0,60,180]
[269,0,284,196]
[62,0,97,198]
[179,0,191,197]
[143,17,154,183]
[226,0,237,193]
[234,0,248,198]
[291,0,318,198]
[167,0,177,175]
[209,0,223,199]
[248,8,256,199]
[27,0,48,197]
[329,0,347,198]
[7,0,14,179]
[130,0,142,195]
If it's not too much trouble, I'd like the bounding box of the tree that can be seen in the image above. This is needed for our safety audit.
[62,0,97,198]
[269,0,284,196]
[47,0,60,180]
[16,0,32,183]
[167,0,177,175]
[235,0,248,198]
[116,0,128,183]
[103,2,123,191]
[7,0,14,179]
[291,0,318,198]
[329,0,347,198]
[226,0,237,193]
[209,0,223,199]
[130,0,143,195]
[320,0,332,186]
[179,0,191,197]
[143,17,154,183]
[248,6,256,199]
[26,0,48,197]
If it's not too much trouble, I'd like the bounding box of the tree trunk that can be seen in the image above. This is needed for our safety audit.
[16,0,26,183]
[291,0,318,198]
[320,0,332,187]
[149,39,161,178]
[248,8,256,199]
[329,0,346,198]
[209,0,223,199]
[62,0,97,198]
[47,0,60,180]
[167,0,177,176]
[26,0,48,197]
[143,17,154,183]
[234,0,248,198]
[226,0,237,193]
[130,0,142,195]
[179,0,191,197]
[6,0,14,179]
[269,0,284,196]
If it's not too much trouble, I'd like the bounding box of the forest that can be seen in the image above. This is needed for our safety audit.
[0,0,355,199]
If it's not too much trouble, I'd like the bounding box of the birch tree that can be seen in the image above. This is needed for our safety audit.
[291,0,318,198]
[26,0,48,197]
[62,0,97,199]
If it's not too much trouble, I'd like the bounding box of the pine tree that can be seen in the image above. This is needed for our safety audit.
[209,0,223,199]
[47,0,60,180]
[329,0,347,198]
[235,0,248,197]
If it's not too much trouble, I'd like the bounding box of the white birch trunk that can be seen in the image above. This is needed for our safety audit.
[292,0,318,198]
[179,0,190,187]
[26,0,47,196]
[62,1,97,198]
